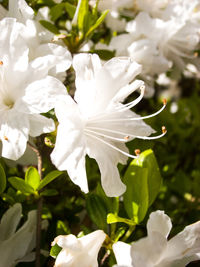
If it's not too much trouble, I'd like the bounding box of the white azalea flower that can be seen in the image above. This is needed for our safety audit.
[52,230,106,267]
[50,53,166,196]
[0,203,37,267]
[0,18,67,160]
[0,0,72,81]
[126,12,200,72]
[113,210,200,267]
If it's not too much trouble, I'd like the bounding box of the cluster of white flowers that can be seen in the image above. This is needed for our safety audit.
[95,0,200,95]
[51,210,200,267]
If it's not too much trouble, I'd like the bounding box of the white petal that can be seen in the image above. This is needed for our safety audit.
[55,235,81,250]
[8,0,34,22]
[0,203,22,242]
[163,221,200,262]
[113,242,132,266]
[34,43,72,80]
[147,210,172,239]
[29,114,55,137]
[15,76,67,114]
[0,110,29,160]
[86,138,126,197]
[51,97,88,193]
[131,232,167,267]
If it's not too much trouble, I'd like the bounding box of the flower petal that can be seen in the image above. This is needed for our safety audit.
[86,138,126,197]
[28,114,55,137]
[0,203,22,242]
[147,210,172,239]
[0,110,29,160]
[51,96,88,193]
[113,241,132,266]
[15,76,67,114]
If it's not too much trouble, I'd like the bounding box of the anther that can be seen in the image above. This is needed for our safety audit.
[4,136,8,141]
[0,61,3,65]
[163,98,167,105]
[124,136,130,140]
[135,149,141,156]
[162,126,167,134]
[194,52,198,57]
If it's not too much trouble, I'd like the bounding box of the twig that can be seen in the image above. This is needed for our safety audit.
[28,141,43,267]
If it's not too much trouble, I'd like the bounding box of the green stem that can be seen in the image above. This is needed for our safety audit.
[28,142,43,267]
[121,225,135,242]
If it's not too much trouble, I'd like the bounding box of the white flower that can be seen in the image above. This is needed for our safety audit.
[126,12,200,72]
[0,0,72,81]
[52,230,106,267]
[0,18,67,160]
[0,203,37,267]
[50,53,166,197]
[113,210,200,267]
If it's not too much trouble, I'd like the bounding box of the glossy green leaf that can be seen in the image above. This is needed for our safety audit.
[0,163,6,194]
[123,166,149,223]
[123,149,162,223]
[136,149,162,206]
[86,194,107,232]
[38,170,63,190]
[25,167,40,191]
[8,177,35,194]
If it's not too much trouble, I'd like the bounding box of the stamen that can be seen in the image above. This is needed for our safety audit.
[4,136,8,141]
[85,132,137,159]
[86,126,167,140]
[135,149,141,156]
[0,61,3,65]
[88,100,166,124]
[85,129,127,142]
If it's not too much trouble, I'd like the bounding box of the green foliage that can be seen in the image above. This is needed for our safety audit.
[25,167,40,191]
[86,193,108,232]
[8,176,35,194]
[50,243,62,258]
[123,150,162,223]
[0,163,6,194]
[38,170,63,190]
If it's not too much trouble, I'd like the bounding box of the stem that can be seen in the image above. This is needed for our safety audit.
[100,250,110,266]
[28,142,43,267]
[121,225,135,242]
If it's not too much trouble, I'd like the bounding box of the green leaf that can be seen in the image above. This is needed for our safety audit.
[50,244,62,258]
[38,170,63,190]
[0,163,6,194]
[25,167,40,191]
[85,10,109,38]
[77,0,88,33]
[39,20,60,34]
[123,166,149,223]
[41,189,58,196]
[65,2,76,19]
[86,194,107,232]
[123,149,162,223]
[50,3,66,21]
[136,149,162,206]
[8,177,35,194]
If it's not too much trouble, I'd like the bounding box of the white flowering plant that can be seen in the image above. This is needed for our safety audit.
[0,0,200,267]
